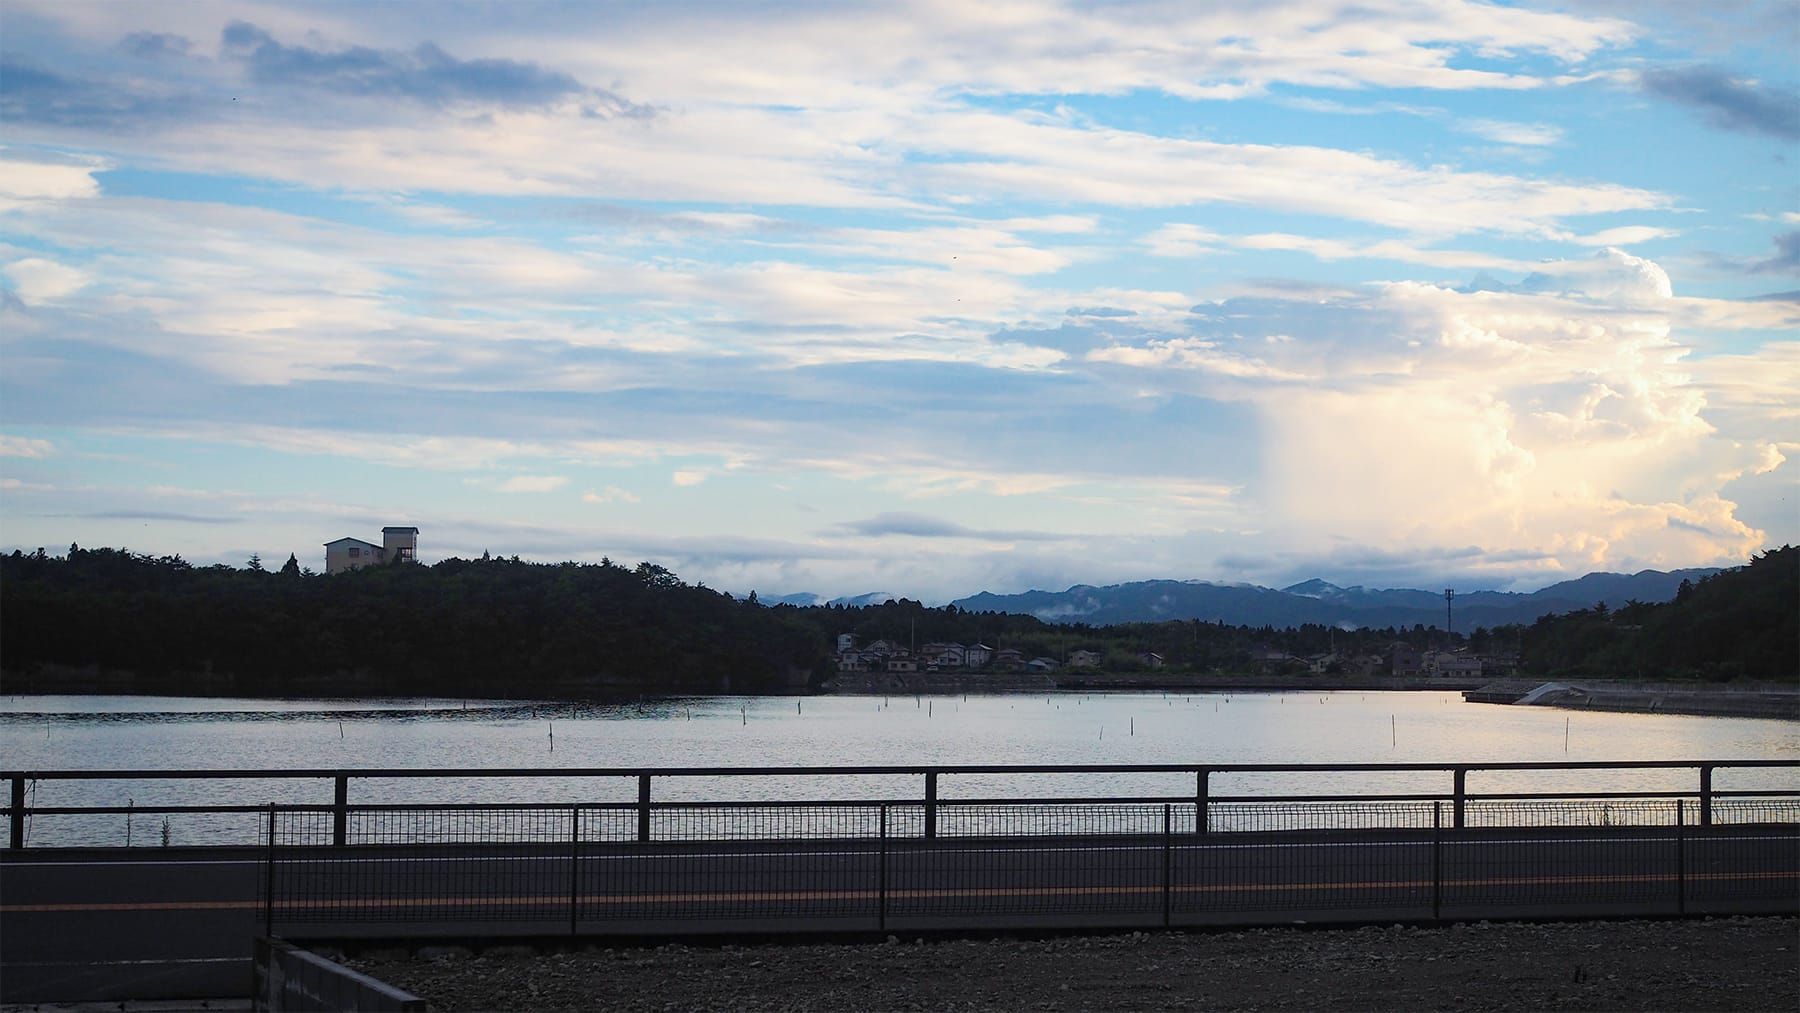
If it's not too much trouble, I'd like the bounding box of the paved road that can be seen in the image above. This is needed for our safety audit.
[4,826,1795,1003]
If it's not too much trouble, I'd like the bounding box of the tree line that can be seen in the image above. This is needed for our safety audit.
[1,544,1789,696]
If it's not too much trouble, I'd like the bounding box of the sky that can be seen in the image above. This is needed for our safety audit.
[1,0,1795,601]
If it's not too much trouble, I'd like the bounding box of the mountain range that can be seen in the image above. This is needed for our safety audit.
[765,567,1723,631]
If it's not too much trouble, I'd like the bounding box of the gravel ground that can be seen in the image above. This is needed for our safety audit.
[349,916,1797,1011]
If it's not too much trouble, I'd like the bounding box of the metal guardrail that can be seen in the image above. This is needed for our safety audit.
[253,936,426,1012]
[5,760,1797,849]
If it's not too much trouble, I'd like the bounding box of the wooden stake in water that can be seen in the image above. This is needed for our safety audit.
[548,720,554,753]
[1391,715,1396,747]
[797,700,802,715]
[928,701,933,717]
[1565,717,1570,753]
[337,720,344,739]
[1130,717,1135,736]
[741,706,747,726]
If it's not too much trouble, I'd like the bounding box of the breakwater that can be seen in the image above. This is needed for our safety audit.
[1464,680,1799,720]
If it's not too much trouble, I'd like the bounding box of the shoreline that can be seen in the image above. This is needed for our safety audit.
[4,666,1792,719]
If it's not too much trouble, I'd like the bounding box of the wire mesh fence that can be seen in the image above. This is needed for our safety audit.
[259,796,1797,937]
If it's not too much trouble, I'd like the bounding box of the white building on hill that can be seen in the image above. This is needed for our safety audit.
[325,526,418,575]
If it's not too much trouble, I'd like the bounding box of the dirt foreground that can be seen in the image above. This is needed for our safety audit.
[350,916,1797,1011]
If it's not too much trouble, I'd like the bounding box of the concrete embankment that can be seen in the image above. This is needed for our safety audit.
[1465,679,1800,720]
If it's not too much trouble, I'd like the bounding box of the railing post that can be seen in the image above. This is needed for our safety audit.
[1432,800,1442,921]
[570,806,582,935]
[332,774,348,847]
[1195,768,1210,835]
[1698,766,1713,827]
[264,802,277,938]
[9,776,24,850]
[878,803,889,932]
[1451,768,1466,829]
[924,771,938,840]
[1675,799,1686,916]
[637,774,652,843]
[1162,803,1172,928]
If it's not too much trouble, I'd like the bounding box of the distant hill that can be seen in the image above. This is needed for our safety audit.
[946,568,1724,630]
[1521,547,1795,681]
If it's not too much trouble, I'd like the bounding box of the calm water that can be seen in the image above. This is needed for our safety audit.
[3,692,1794,845]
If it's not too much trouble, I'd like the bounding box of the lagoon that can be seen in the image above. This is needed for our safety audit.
[3,691,1794,846]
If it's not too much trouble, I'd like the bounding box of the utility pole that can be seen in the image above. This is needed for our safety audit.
[1444,588,1455,644]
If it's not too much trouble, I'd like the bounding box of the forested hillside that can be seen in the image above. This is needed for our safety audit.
[0,548,821,696]
[1519,545,1796,682]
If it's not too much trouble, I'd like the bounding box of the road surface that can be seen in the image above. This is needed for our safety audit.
[3,825,1795,1003]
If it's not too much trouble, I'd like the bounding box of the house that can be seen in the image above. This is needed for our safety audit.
[324,526,418,575]
[1433,651,1484,678]
[1306,652,1337,674]
[885,653,918,673]
[1478,653,1519,677]
[921,642,966,667]
[965,643,993,668]
[836,633,857,654]
[1026,657,1059,673]
[1068,649,1102,668]
[1390,643,1423,677]
[1138,652,1165,669]
[992,648,1026,671]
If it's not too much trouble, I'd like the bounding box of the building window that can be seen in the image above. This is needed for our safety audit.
[348,547,360,558]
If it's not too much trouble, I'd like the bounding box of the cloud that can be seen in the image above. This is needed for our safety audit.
[1473,247,1674,301]
[672,470,708,487]
[1749,231,1800,275]
[1460,118,1564,146]
[219,21,645,116]
[1638,65,1800,140]
[82,509,240,525]
[0,153,106,203]
[0,60,193,129]
[495,475,569,493]
[120,32,192,59]
[3,257,90,304]
[582,486,640,504]
[1143,224,1224,258]
[1569,226,1678,246]
[835,512,1062,541]
[0,435,54,458]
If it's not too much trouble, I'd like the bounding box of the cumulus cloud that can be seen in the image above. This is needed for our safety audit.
[1078,251,1773,580]
[3,257,90,304]
[1638,65,1800,139]
[672,470,707,487]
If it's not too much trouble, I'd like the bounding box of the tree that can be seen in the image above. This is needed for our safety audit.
[279,554,301,579]
[247,553,265,572]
